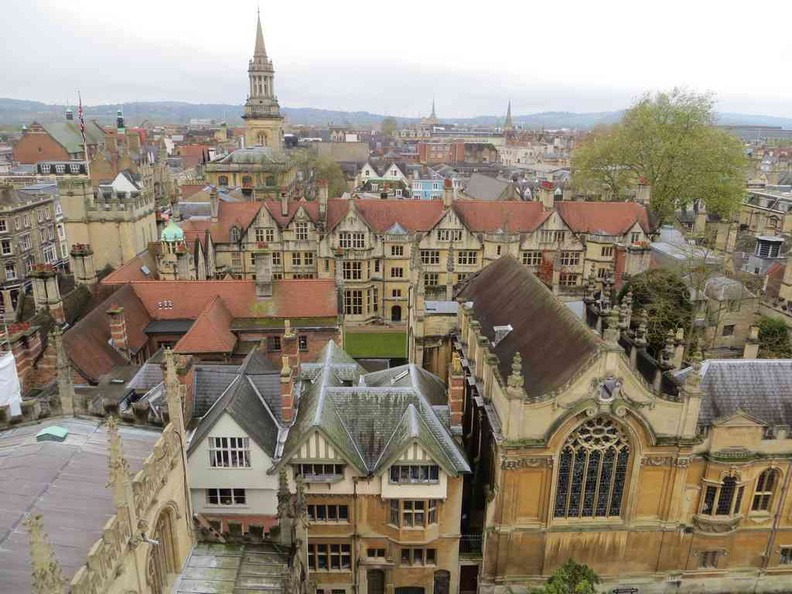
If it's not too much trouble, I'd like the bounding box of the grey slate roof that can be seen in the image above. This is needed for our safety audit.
[188,351,281,458]
[278,341,469,476]
[456,255,601,399]
[676,360,792,427]
[43,121,105,154]
[463,173,512,201]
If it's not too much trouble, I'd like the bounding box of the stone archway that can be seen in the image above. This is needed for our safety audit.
[391,305,402,322]
[146,506,179,594]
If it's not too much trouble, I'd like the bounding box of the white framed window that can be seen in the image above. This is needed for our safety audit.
[781,547,792,565]
[20,234,31,251]
[231,252,242,269]
[601,246,614,258]
[4,262,16,280]
[295,222,309,241]
[560,251,580,267]
[391,245,404,256]
[438,229,462,242]
[522,251,542,267]
[23,215,30,228]
[1,239,11,256]
[266,228,275,242]
[209,436,251,468]
[421,250,440,265]
[344,290,363,315]
[255,228,266,242]
[424,272,439,286]
[399,547,436,566]
[69,163,81,174]
[307,504,349,523]
[0,219,6,233]
[339,232,365,249]
[43,246,56,264]
[55,164,66,174]
[292,252,302,266]
[389,464,440,484]
[390,267,404,278]
[343,261,362,280]
[272,252,282,266]
[206,488,246,506]
[457,251,478,266]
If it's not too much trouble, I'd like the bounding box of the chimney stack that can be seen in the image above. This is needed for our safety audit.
[280,355,294,424]
[30,264,64,324]
[70,244,97,287]
[282,319,300,371]
[106,305,130,359]
[280,186,289,217]
[318,180,328,222]
[743,325,760,359]
[210,186,219,223]
[442,178,454,208]
[255,248,273,298]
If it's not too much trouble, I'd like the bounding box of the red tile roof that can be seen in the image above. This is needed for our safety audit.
[63,285,151,383]
[131,279,338,320]
[355,199,445,232]
[181,184,206,199]
[453,201,550,233]
[556,202,651,235]
[101,251,157,285]
[180,201,262,243]
[174,296,236,354]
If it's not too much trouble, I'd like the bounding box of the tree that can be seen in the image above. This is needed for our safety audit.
[313,156,348,198]
[620,269,692,356]
[381,117,397,137]
[758,316,792,358]
[571,89,748,221]
[531,559,600,594]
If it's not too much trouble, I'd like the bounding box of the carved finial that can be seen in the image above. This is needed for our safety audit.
[508,352,524,389]
[106,416,130,495]
[281,355,292,378]
[661,329,675,365]
[294,475,308,526]
[603,306,620,344]
[25,513,65,594]
[277,469,292,517]
[685,347,704,391]
[164,348,184,432]
[451,351,463,375]
[284,319,295,339]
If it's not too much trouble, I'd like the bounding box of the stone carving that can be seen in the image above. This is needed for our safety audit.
[501,457,554,470]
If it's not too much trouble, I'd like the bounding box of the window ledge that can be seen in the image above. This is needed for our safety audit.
[693,513,743,535]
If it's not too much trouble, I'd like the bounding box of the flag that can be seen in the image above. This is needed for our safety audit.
[77,91,86,143]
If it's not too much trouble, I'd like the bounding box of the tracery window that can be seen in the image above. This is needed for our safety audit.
[752,469,779,512]
[554,417,630,519]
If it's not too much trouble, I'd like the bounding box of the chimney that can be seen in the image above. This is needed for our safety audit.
[175,354,196,419]
[743,325,760,359]
[538,181,555,210]
[280,355,294,424]
[280,186,289,217]
[30,264,64,324]
[255,249,273,298]
[318,180,328,222]
[282,319,300,371]
[70,244,98,287]
[3,322,41,395]
[210,186,219,223]
[106,305,130,359]
[447,352,464,430]
[442,178,454,208]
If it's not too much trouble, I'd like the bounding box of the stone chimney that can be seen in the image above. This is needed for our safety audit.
[442,178,454,209]
[30,264,64,324]
[280,355,294,424]
[255,248,273,298]
[280,186,289,217]
[743,325,760,359]
[282,319,300,371]
[538,182,555,210]
[51,326,74,416]
[210,186,219,223]
[106,305,130,359]
[447,352,464,429]
[3,322,42,394]
[70,244,97,287]
[318,180,328,222]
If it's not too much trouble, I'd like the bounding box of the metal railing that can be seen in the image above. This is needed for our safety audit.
[459,533,483,556]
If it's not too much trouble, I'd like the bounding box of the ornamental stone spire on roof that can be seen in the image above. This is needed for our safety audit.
[25,513,65,594]
[254,8,267,58]
[505,100,513,129]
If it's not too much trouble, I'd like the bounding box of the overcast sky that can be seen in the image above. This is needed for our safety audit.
[3,0,792,118]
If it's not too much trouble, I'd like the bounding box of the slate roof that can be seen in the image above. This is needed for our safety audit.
[675,360,792,427]
[278,341,469,476]
[188,350,281,458]
[463,173,514,201]
[42,120,105,154]
[456,255,601,399]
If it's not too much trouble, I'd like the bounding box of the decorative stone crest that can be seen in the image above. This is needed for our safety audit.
[501,457,554,470]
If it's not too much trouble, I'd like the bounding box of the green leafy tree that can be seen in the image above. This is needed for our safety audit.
[620,269,692,355]
[531,559,600,594]
[313,156,348,198]
[572,89,748,221]
[381,117,398,136]
[757,316,792,358]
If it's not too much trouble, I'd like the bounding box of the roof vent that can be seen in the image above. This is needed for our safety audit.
[492,324,513,347]
[36,426,69,443]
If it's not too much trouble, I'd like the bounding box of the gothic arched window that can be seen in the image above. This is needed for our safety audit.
[752,469,779,512]
[554,417,630,519]
[230,227,241,243]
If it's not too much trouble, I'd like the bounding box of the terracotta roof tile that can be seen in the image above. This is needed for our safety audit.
[555,201,651,235]
[354,199,445,232]
[62,285,151,383]
[181,184,206,199]
[130,279,337,320]
[453,201,550,233]
[101,251,157,284]
[174,296,236,354]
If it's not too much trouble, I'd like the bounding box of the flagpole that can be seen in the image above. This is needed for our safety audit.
[78,91,92,183]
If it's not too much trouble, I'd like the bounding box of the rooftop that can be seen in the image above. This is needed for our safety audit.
[0,418,161,593]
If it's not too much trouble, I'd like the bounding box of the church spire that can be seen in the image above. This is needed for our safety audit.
[505,100,513,129]
[431,98,436,119]
[254,7,267,58]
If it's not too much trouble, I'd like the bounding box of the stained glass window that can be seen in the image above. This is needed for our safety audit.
[553,417,630,519]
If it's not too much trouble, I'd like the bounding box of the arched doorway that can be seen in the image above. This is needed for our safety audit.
[367,569,385,594]
[146,507,179,594]
[391,305,402,322]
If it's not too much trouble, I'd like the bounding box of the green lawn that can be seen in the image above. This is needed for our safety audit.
[344,332,407,358]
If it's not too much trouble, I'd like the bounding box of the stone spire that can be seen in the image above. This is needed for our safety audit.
[430,99,436,119]
[254,7,267,58]
[52,326,75,416]
[504,100,513,129]
[25,513,65,594]
[634,309,648,349]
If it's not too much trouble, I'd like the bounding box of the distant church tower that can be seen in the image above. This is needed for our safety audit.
[242,10,283,150]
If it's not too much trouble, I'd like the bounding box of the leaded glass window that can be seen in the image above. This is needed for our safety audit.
[699,476,744,517]
[554,417,630,519]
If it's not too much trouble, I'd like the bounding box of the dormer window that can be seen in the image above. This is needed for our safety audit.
[230,227,241,243]
[295,463,344,482]
[389,464,439,484]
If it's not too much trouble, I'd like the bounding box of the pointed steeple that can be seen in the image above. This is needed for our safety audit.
[504,101,513,129]
[430,99,436,119]
[254,8,267,58]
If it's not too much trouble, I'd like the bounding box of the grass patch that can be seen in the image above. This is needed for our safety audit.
[345,332,407,358]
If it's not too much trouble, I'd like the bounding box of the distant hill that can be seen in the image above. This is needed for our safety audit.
[1,98,791,130]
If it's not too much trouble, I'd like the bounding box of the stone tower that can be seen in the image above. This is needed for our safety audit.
[243,9,283,150]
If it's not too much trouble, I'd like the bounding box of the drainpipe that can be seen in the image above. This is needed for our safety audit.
[761,460,792,572]
[353,476,360,594]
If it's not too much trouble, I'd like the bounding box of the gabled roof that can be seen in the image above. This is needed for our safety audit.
[454,201,550,233]
[278,341,469,476]
[556,201,651,235]
[42,120,104,153]
[188,350,281,458]
[174,296,236,354]
[456,255,601,399]
[62,285,151,383]
[355,200,445,233]
[101,250,157,284]
[463,173,514,201]
[675,360,792,427]
[180,201,262,243]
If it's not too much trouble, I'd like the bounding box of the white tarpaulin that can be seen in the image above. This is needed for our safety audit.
[0,351,22,417]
